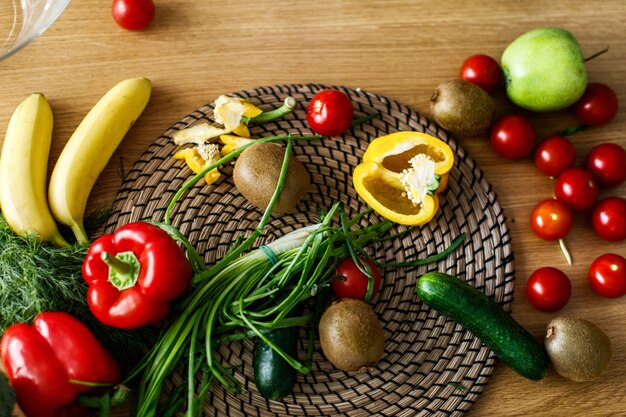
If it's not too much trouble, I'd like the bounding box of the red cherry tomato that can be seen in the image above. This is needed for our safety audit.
[554,168,598,212]
[530,199,573,240]
[588,253,626,298]
[585,143,626,188]
[573,82,619,126]
[112,0,155,31]
[526,267,571,312]
[591,197,626,242]
[331,257,381,301]
[534,135,576,177]
[490,115,536,160]
[460,54,502,94]
[306,90,354,136]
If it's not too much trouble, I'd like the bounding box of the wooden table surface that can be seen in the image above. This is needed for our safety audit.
[2,1,625,416]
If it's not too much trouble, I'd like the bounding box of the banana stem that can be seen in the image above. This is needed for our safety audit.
[50,232,71,248]
[71,222,89,244]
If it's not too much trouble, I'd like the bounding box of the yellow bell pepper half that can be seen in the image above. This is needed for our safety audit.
[353,131,454,226]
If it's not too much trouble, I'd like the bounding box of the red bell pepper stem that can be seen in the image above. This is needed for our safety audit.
[101,252,132,275]
[100,251,141,291]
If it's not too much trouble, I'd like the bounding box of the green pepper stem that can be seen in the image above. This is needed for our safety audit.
[101,251,141,290]
[101,252,131,275]
[242,96,296,125]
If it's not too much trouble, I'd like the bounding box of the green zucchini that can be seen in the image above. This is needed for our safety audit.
[253,324,300,400]
[416,272,548,380]
[253,299,305,400]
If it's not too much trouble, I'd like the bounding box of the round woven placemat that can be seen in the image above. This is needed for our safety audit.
[104,84,514,417]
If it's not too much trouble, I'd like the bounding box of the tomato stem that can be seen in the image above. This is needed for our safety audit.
[558,124,589,137]
[351,111,381,128]
[559,239,573,266]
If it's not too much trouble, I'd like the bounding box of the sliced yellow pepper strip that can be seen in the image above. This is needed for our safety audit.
[172,123,227,146]
[353,131,454,226]
[173,144,221,185]
[219,135,255,156]
[241,101,263,118]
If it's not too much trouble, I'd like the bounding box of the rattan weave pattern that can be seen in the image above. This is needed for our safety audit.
[104,84,514,417]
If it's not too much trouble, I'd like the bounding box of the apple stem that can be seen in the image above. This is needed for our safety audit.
[584,46,609,62]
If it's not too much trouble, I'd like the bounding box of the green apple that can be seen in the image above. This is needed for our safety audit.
[501,28,587,112]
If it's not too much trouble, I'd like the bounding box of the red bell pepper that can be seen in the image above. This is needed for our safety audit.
[82,222,192,329]
[0,312,120,417]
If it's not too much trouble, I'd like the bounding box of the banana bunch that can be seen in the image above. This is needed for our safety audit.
[0,77,151,246]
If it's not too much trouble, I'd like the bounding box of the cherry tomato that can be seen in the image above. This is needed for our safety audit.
[585,143,626,188]
[489,115,536,160]
[591,197,626,242]
[459,54,502,94]
[530,199,573,240]
[573,82,619,127]
[306,90,354,137]
[112,0,155,31]
[588,253,626,298]
[331,257,381,301]
[534,135,576,177]
[554,168,598,212]
[526,267,571,312]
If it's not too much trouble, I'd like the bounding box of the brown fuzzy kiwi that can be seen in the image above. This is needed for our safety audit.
[430,79,495,137]
[233,142,310,215]
[318,298,385,372]
[545,316,612,382]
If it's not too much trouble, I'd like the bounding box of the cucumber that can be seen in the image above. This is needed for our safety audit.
[253,299,305,400]
[416,272,548,380]
[253,325,300,400]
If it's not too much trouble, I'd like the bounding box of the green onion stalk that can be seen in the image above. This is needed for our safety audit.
[125,132,465,416]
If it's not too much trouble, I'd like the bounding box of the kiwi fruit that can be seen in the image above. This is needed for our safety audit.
[545,316,612,382]
[233,142,310,215]
[430,79,495,137]
[318,299,385,372]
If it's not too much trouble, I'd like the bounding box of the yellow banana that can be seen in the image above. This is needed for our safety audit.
[0,93,69,247]
[48,77,152,243]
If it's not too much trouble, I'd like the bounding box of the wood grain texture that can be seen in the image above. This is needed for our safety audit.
[1,1,624,416]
